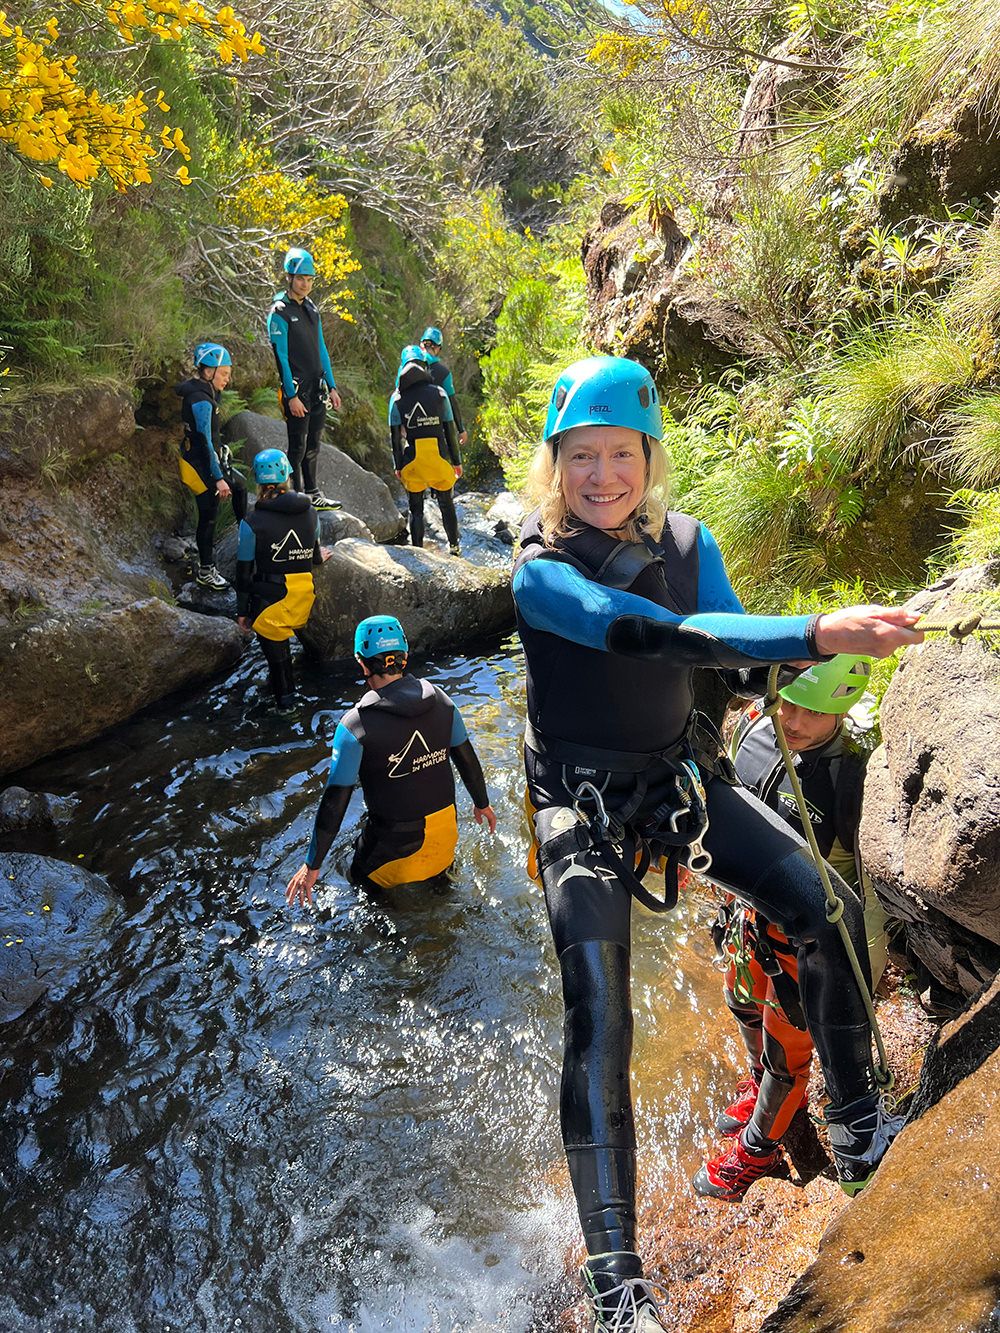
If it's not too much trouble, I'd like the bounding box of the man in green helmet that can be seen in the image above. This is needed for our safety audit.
[693,654,891,1203]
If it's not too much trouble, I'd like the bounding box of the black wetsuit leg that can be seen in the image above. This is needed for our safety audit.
[302,381,327,493]
[433,488,460,547]
[408,490,426,547]
[226,467,248,522]
[256,632,294,704]
[194,488,220,565]
[528,750,876,1257]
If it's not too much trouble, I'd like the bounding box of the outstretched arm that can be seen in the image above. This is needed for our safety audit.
[286,724,362,906]
[449,710,495,832]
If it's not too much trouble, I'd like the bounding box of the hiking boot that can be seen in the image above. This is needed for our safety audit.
[581,1252,667,1331]
[692,1133,785,1202]
[716,1075,808,1136]
[448,542,461,556]
[308,491,342,511]
[196,565,228,590]
[826,1094,906,1197]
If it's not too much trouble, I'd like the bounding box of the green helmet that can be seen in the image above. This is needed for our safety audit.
[779,655,872,715]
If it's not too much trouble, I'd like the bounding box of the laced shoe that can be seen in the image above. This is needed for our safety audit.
[580,1252,667,1332]
[196,565,228,590]
[448,542,461,556]
[308,491,342,511]
[826,1094,906,1197]
[716,1075,808,1136]
[691,1133,784,1202]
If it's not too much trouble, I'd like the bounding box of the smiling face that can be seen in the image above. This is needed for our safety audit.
[559,425,648,531]
[777,700,841,752]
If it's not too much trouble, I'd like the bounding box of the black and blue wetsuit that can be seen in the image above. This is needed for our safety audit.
[424,354,464,435]
[268,292,337,495]
[389,362,462,548]
[235,490,322,705]
[175,376,247,565]
[513,510,876,1260]
[306,675,489,889]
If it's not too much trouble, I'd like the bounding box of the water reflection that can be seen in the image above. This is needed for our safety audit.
[0,638,746,1330]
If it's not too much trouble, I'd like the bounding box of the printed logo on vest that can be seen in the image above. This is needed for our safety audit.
[387,729,448,778]
[270,529,312,562]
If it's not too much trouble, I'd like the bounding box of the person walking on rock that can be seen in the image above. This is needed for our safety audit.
[512,353,923,1331]
[389,345,463,555]
[419,324,467,448]
[175,342,247,590]
[693,654,890,1203]
[235,448,328,713]
[268,246,342,512]
[285,615,496,902]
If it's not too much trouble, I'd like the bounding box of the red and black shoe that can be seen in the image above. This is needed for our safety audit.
[691,1134,785,1202]
[715,1075,760,1136]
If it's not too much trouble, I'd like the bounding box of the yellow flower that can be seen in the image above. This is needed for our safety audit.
[175,164,191,184]
[39,174,53,187]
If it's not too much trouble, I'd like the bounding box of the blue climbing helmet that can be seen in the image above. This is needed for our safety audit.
[283,247,316,276]
[399,344,429,368]
[543,355,662,448]
[193,342,232,368]
[253,448,292,486]
[420,326,443,347]
[354,615,409,662]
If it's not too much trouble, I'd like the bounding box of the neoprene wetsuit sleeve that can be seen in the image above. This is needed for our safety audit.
[235,520,256,616]
[451,741,489,808]
[437,391,461,466]
[306,723,363,870]
[191,399,223,482]
[268,310,297,399]
[389,398,404,470]
[317,313,336,390]
[512,558,823,668]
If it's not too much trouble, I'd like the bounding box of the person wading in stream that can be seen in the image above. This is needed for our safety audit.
[694,654,891,1203]
[175,342,248,590]
[285,616,496,902]
[235,448,330,714]
[418,324,468,450]
[268,246,342,512]
[512,354,923,1332]
[389,344,464,555]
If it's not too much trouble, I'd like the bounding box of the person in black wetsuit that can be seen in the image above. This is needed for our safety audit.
[419,325,467,449]
[235,448,329,712]
[268,246,342,512]
[512,354,924,1331]
[175,341,247,589]
[389,345,463,555]
[285,615,497,905]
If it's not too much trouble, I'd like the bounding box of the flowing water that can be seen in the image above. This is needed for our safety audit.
[0,637,747,1332]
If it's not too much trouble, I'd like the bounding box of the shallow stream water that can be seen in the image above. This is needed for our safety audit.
[0,637,746,1332]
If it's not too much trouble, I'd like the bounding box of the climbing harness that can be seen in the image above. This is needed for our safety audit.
[763,664,894,1090]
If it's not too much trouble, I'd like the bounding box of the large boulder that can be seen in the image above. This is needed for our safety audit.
[761,977,1000,1332]
[0,787,77,833]
[225,411,405,542]
[861,563,1000,996]
[298,539,514,661]
[0,852,123,1023]
[0,599,244,777]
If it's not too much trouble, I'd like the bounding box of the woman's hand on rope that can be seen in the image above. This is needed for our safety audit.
[814,605,924,658]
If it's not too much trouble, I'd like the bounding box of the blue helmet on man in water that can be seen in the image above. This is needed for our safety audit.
[354,615,409,663]
[253,448,293,486]
[543,355,662,451]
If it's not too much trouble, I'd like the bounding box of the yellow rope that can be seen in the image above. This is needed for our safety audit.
[916,613,1000,639]
[763,665,894,1090]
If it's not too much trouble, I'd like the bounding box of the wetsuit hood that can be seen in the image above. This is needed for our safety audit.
[398,361,431,388]
[175,376,215,404]
[253,489,312,515]
[359,675,437,718]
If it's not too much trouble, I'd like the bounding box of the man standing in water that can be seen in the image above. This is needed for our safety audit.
[268,246,342,512]
[286,616,496,902]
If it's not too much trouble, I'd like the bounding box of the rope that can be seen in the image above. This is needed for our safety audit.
[763,665,894,1090]
[916,613,1000,639]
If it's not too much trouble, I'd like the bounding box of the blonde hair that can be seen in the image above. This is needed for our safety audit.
[525,434,669,546]
[256,481,290,502]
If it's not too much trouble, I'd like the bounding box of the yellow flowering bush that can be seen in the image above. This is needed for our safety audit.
[222,143,361,322]
[0,1,264,189]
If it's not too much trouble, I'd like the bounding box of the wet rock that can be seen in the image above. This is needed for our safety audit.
[0,787,77,833]
[158,534,196,564]
[298,538,514,661]
[861,562,1000,996]
[225,410,405,542]
[175,579,239,618]
[0,599,245,777]
[486,491,525,530]
[760,1036,1000,1332]
[0,386,134,483]
[0,851,124,1022]
[909,970,1000,1122]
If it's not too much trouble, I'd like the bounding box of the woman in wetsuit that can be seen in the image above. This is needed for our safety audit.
[511,355,923,1331]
